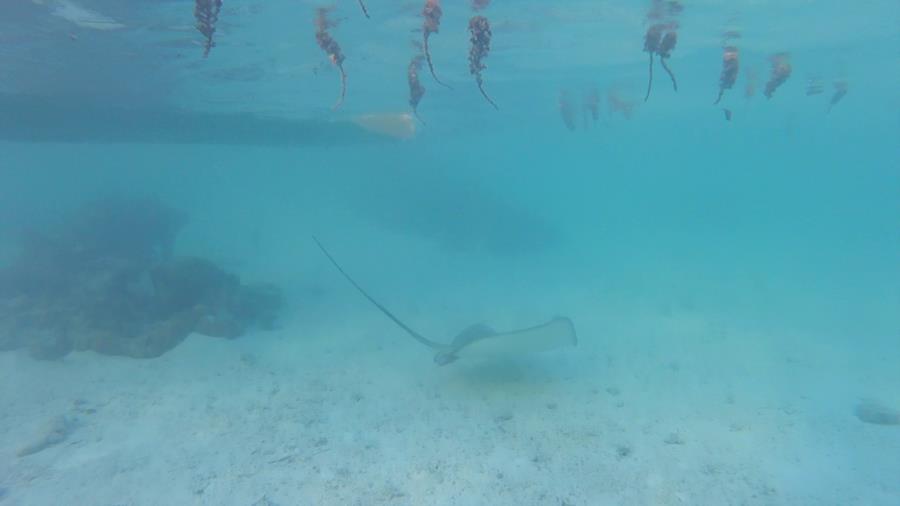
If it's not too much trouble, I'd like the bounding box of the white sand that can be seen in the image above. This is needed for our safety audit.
[1,307,898,505]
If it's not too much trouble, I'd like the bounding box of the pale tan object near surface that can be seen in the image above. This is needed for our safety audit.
[351,113,417,140]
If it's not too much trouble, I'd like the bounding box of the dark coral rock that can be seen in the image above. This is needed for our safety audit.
[26,329,72,360]
[194,312,245,339]
[106,308,204,358]
[150,257,240,318]
[855,400,900,426]
[0,197,281,359]
[231,282,282,331]
[150,258,282,338]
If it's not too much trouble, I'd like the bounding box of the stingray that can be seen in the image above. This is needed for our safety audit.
[314,237,577,365]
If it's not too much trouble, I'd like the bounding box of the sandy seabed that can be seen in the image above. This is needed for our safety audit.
[1,307,898,506]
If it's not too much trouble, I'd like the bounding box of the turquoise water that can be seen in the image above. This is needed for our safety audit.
[1,1,898,505]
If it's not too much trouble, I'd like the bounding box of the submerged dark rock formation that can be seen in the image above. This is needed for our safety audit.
[0,197,282,359]
[855,400,900,426]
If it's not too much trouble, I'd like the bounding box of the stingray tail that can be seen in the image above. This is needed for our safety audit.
[357,0,370,18]
[313,236,445,350]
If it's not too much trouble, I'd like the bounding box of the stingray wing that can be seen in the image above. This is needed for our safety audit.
[451,323,498,347]
[452,316,577,360]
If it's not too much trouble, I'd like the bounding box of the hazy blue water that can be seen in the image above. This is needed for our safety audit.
[0,1,898,504]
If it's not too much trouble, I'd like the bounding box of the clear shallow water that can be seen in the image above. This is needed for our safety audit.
[0,1,898,505]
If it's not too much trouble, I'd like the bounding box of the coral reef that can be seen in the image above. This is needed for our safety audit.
[0,197,282,359]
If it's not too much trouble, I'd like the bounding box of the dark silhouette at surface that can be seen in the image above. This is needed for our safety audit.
[764,53,792,99]
[408,48,427,123]
[468,15,498,109]
[827,80,848,112]
[194,0,223,58]
[715,46,739,105]
[315,7,347,110]
[0,94,389,145]
[642,1,682,101]
[422,0,451,88]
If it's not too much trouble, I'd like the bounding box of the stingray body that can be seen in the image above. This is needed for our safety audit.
[314,237,577,365]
